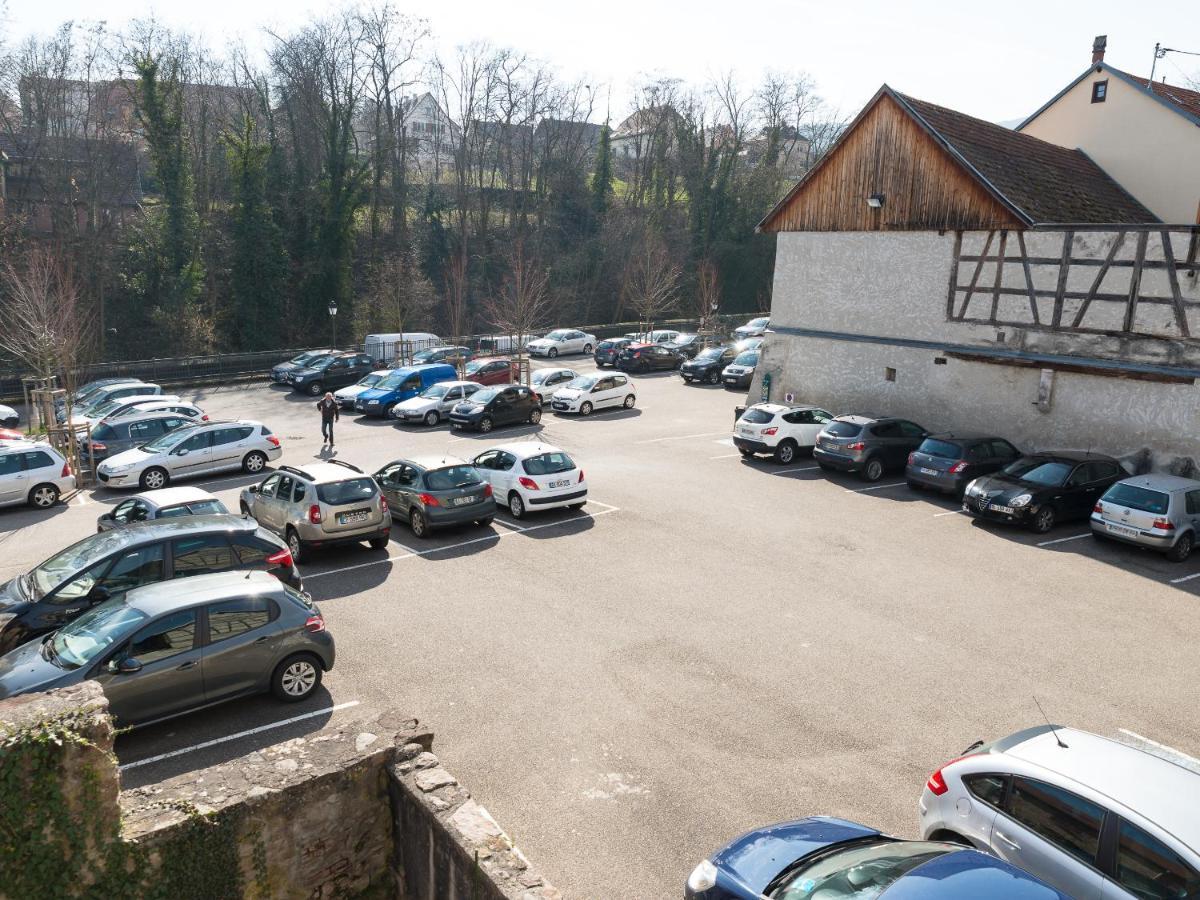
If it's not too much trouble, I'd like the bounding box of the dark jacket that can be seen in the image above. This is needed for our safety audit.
[317,398,340,422]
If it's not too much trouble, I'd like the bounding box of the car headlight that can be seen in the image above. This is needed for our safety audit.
[686,859,718,892]
[106,463,134,473]
[1010,493,1033,508]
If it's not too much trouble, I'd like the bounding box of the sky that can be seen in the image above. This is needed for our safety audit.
[3,0,1199,124]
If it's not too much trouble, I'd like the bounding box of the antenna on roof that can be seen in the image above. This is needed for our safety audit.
[1033,696,1069,748]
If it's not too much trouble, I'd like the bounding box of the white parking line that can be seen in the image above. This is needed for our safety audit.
[775,465,820,475]
[1117,729,1200,771]
[635,430,729,444]
[709,452,743,459]
[933,509,967,517]
[1036,533,1091,547]
[1169,572,1200,584]
[118,700,361,771]
[844,482,907,493]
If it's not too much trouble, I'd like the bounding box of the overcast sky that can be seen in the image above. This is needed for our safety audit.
[4,0,1199,124]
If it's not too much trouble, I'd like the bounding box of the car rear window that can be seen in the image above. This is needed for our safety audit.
[523,452,575,476]
[92,423,116,440]
[825,421,863,437]
[1102,483,1170,514]
[732,351,758,366]
[425,465,482,491]
[159,499,227,518]
[917,439,963,459]
[598,341,615,350]
[317,477,378,506]
[741,409,775,424]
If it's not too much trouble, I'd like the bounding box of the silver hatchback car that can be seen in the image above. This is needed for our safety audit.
[919,724,1200,900]
[97,419,282,490]
[240,461,391,562]
[1091,474,1200,562]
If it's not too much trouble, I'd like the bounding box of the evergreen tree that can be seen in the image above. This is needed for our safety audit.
[590,123,614,219]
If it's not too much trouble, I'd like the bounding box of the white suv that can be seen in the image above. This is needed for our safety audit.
[97,419,282,490]
[550,373,636,416]
[0,441,75,509]
[733,403,834,464]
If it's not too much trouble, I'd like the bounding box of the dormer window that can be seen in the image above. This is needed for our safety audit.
[1091,80,1108,103]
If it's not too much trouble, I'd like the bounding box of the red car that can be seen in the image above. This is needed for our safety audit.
[0,428,23,441]
[465,357,514,386]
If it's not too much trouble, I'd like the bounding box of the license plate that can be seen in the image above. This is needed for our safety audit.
[738,427,753,437]
[548,479,571,488]
[988,504,1015,515]
[1106,523,1139,538]
[451,495,476,507]
[724,377,736,383]
[339,510,369,524]
[919,467,939,476]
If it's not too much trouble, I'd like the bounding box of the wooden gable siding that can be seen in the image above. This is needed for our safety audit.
[762,93,1024,233]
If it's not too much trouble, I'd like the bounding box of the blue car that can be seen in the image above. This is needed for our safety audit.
[685,817,1071,900]
[353,364,457,417]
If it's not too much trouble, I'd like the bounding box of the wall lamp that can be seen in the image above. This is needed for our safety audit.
[866,193,885,208]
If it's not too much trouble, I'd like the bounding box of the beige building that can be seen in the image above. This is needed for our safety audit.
[1018,36,1200,225]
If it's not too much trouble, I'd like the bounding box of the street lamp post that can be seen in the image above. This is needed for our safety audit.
[328,300,339,349]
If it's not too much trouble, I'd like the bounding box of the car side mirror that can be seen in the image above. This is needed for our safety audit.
[88,586,110,605]
[99,512,113,522]
[174,448,189,457]
[109,657,143,675]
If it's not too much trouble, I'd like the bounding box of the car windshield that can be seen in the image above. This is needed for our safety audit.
[598,341,615,350]
[733,351,759,366]
[566,376,597,390]
[290,353,312,364]
[48,601,149,670]
[141,426,195,452]
[111,405,153,419]
[376,372,409,390]
[470,388,498,404]
[523,452,576,476]
[1103,483,1170,514]
[317,477,378,505]
[826,421,863,438]
[771,839,948,899]
[1003,458,1073,487]
[89,399,124,417]
[917,439,963,460]
[158,499,228,518]
[425,465,482,491]
[741,408,775,424]
[357,373,383,388]
[546,330,571,340]
[412,350,435,362]
[311,357,336,370]
[749,317,769,328]
[30,530,130,599]
[696,348,724,361]
[465,361,484,374]
[420,383,450,399]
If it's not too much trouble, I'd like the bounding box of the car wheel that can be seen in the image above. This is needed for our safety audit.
[906,479,922,491]
[287,528,304,563]
[239,501,251,516]
[308,381,323,396]
[816,461,833,471]
[623,394,636,409]
[548,347,558,358]
[479,416,493,433]
[529,407,542,424]
[271,653,322,702]
[367,535,389,550]
[243,451,268,473]
[774,440,798,465]
[140,467,169,490]
[410,508,429,538]
[580,401,593,417]
[638,360,650,373]
[28,483,60,508]
[861,458,884,482]
[707,370,720,385]
[1167,531,1194,563]
[424,410,440,427]
[1031,506,1056,534]
[508,491,526,519]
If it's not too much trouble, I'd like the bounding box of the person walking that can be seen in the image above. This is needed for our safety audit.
[317,392,339,446]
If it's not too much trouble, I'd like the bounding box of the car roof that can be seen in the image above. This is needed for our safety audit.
[1006,727,1200,851]
[277,462,367,484]
[405,455,469,470]
[884,848,1071,900]
[924,432,1005,443]
[1114,473,1200,492]
[485,442,565,459]
[835,414,877,425]
[1026,450,1118,463]
[124,570,283,617]
[0,439,54,453]
[136,487,216,508]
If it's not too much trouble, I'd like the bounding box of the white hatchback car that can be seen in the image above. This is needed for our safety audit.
[550,373,636,416]
[733,403,835,464]
[920,724,1200,900]
[529,367,578,404]
[114,399,207,421]
[391,380,482,426]
[471,443,586,518]
[526,329,597,358]
[0,441,75,509]
[97,419,281,490]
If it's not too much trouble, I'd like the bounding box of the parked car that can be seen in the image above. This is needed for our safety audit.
[616,343,684,373]
[662,333,716,359]
[920,724,1200,900]
[0,441,75,510]
[74,393,180,428]
[391,380,482,426]
[0,515,301,654]
[62,378,130,411]
[464,357,514,387]
[733,316,770,339]
[0,571,333,726]
[733,336,765,354]
[471,443,586,519]
[449,384,542,432]
[363,332,440,365]
[814,415,929,481]
[83,413,193,464]
[270,350,334,384]
[373,456,494,538]
[111,400,207,422]
[68,382,162,423]
[623,329,680,344]
[97,419,282,490]
[98,487,228,532]
[734,403,835,464]
[354,364,458,417]
[0,404,18,428]
[551,373,636,416]
[906,433,1021,498]
[411,345,471,367]
[241,461,391,562]
[1091,474,1200,561]
[288,351,376,396]
[529,367,578,403]
[685,816,1071,900]
[334,370,389,410]
[721,350,759,389]
[594,338,636,367]
[681,346,738,385]
[0,429,23,442]
[962,451,1125,533]
[526,329,597,358]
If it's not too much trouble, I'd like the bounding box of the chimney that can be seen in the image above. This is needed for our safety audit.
[1092,35,1107,66]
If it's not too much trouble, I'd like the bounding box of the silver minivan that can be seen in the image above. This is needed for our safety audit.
[0,441,76,509]
[1091,474,1200,562]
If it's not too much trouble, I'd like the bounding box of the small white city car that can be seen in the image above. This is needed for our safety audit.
[734,403,835,464]
[472,443,586,519]
[529,367,578,403]
[550,373,636,416]
[526,329,597,358]
[390,380,482,426]
[0,441,75,509]
[97,420,281,490]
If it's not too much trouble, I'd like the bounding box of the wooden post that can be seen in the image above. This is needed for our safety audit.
[1015,232,1040,325]
[1051,230,1073,328]
[1159,230,1191,338]
[946,231,962,320]
[955,231,994,319]
[1122,230,1149,334]
[1071,231,1126,329]
[989,230,1008,323]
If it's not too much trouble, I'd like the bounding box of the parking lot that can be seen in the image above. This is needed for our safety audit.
[3,358,1199,899]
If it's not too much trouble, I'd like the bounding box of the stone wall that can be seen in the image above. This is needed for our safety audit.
[0,683,560,900]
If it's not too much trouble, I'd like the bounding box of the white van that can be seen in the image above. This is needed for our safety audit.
[363,333,442,364]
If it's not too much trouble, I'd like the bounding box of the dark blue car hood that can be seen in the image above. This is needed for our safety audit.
[881,848,1071,900]
[712,817,879,893]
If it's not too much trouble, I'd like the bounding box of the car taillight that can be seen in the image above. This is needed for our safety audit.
[380,496,389,516]
[304,613,326,633]
[1152,518,1175,531]
[267,435,281,447]
[61,461,72,477]
[907,452,915,466]
[201,414,210,421]
[266,548,294,567]
[518,476,539,490]
[578,469,585,482]
[1093,502,1103,513]
[763,427,778,436]
[483,483,493,498]
[89,442,107,453]
[949,461,967,474]
[847,441,866,451]
[926,768,950,796]
[308,504,322,524]
[418,493,440,507]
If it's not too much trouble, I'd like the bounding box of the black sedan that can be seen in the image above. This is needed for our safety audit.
[905,433,1021,497]
[680,347,737,385]
[962,451,1126,533]
[448,384,542,433]
[616,343,683,372]
[270,349,335,384]
[288,351,375,396]
[593,338,635,367]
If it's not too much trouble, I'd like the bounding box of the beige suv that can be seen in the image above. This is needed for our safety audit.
[240,461,391,562]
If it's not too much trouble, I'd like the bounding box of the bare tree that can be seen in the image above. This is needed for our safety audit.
[620,235,680,323]
[443,250,469,340]
[694,258,721,333]
[481,239,554,349]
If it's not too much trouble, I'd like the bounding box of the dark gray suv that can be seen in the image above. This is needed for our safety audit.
[814,415,929,481]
